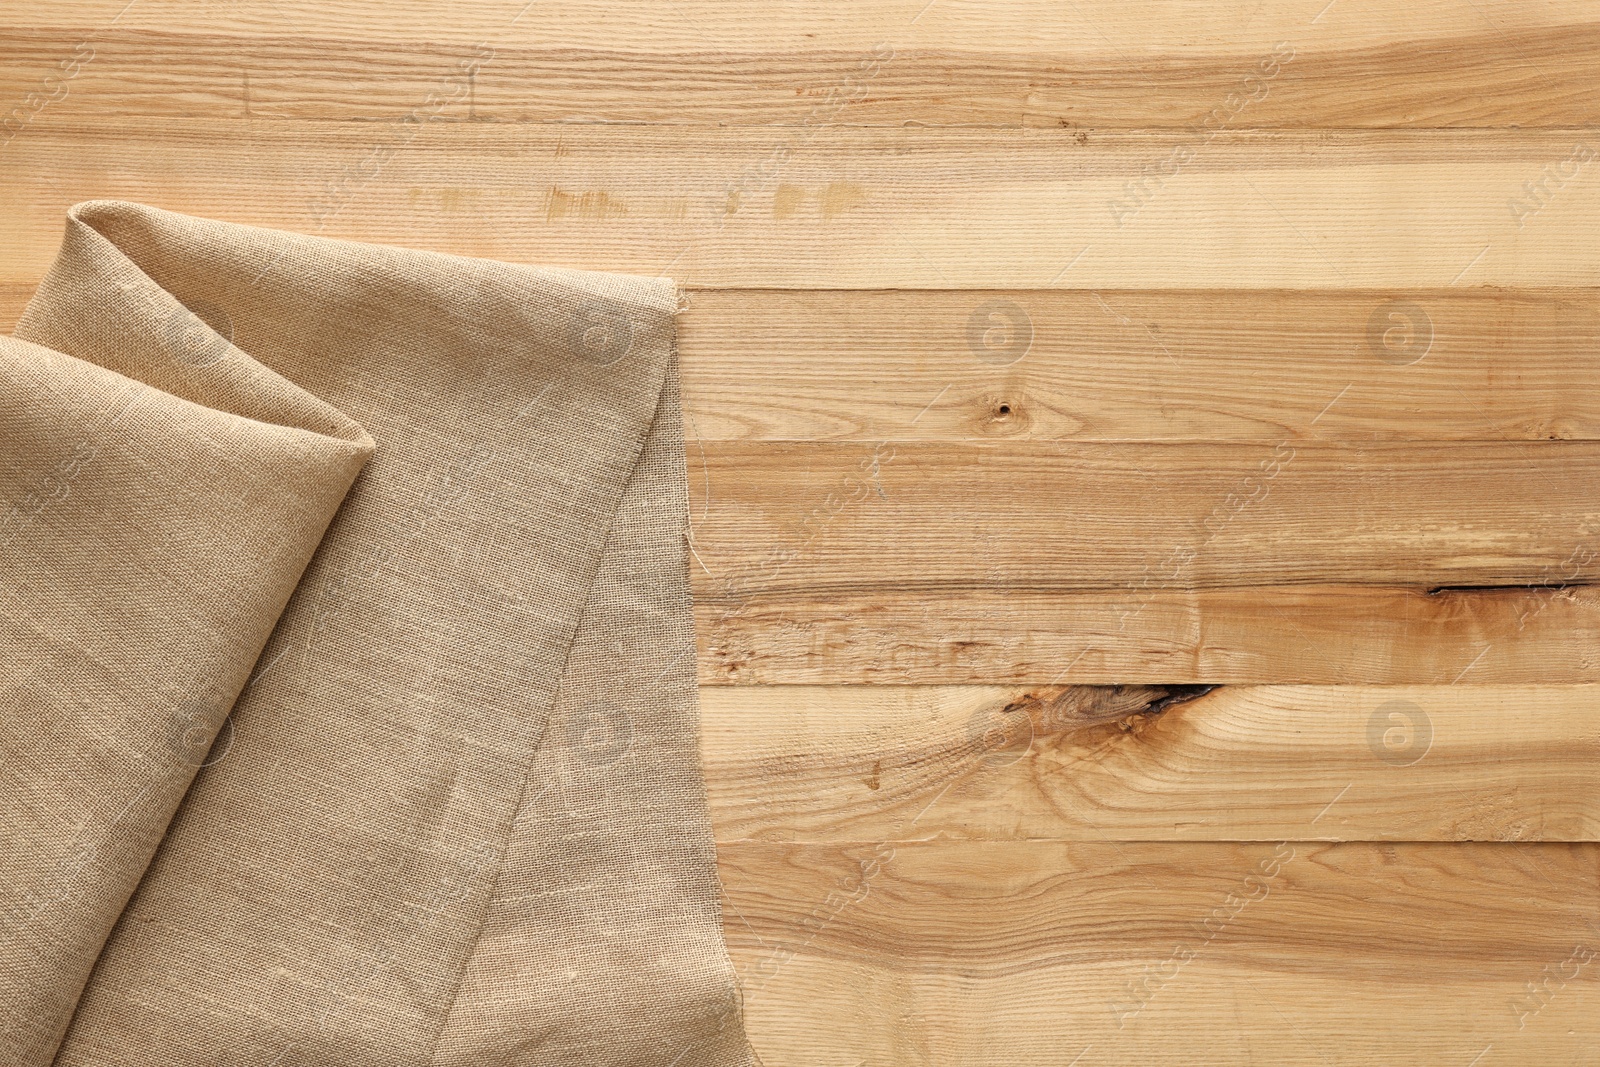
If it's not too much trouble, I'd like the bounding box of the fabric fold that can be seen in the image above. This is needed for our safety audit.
[0,201,749,1067]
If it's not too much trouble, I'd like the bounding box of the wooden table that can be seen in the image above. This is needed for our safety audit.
[5,3,1600,1063]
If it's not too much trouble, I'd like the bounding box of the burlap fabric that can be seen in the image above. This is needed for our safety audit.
[0,201,750,1067]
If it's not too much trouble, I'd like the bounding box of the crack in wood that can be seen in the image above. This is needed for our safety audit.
[1425,581,1592,596]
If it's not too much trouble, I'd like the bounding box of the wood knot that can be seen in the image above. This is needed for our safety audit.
[979,394,1029,435]
[1030,683,1216,740]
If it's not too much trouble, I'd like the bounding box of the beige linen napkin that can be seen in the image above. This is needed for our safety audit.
[0,201,749,1067]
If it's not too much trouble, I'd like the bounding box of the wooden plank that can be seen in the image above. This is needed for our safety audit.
[719,840,1600,1066]
[702,685,1600,842]
[683,439,1600,686]
[5,2,1600,127]
[677,288,1600,441]
[12,0,1599,53]
[687,441,1600,591]
[9,285,1597,442]
[4,122,1600,288]
[696,583,1600,685]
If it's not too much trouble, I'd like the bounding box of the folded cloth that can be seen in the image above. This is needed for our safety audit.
[0,202,750,1067]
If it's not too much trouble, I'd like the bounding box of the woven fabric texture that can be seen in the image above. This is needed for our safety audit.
[0,201,750,1067]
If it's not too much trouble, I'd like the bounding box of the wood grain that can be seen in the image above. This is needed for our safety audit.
[6,3,1600,127]
[682,438,1600,683]
[678,288,1600,442]
[688,440,1600,590]
[696,582,1600,685]
[8,283,1600,443]
[720,840,1600,1066]
[702,685,1600,842]
[3,122,1600,289]
[7,5,1600,1062]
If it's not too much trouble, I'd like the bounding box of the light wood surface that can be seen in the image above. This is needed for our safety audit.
[721,840,1600,1065]
[678,288,1600,443]
[701,686,1600,842]
[5,3,1598,1063]
[5,122,1600,289]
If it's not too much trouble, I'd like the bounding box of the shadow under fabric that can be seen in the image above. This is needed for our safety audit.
[0,202,751,1067]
